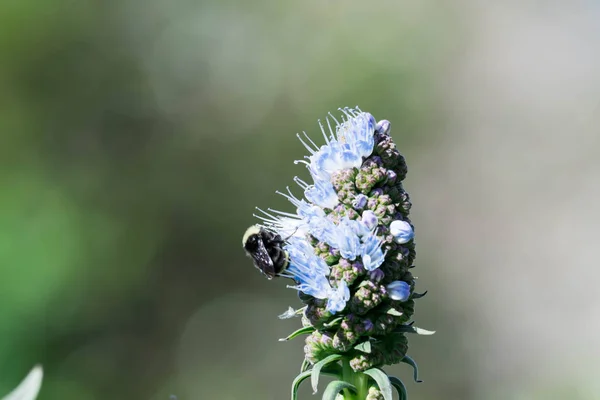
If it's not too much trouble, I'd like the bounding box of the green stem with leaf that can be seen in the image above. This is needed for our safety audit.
[341,358,367,400]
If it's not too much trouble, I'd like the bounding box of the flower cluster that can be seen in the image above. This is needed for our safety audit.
[250,107,431,400]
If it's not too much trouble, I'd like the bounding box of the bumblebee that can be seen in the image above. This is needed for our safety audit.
[242,225,289,279]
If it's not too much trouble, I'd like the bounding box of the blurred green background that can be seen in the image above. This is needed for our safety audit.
[2,1,600,399]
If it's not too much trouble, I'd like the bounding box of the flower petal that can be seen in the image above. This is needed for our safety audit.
[326,280,350,314]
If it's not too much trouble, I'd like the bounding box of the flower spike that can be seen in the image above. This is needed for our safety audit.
[242,107,431,400]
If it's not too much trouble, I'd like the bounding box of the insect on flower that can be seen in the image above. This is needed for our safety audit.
[242,225,289,279]
[241,107,432,400]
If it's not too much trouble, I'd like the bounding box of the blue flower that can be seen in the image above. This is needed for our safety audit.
[336,108,376,159]
[295,108,376,183]
[283,238,350,314]
[386,281,411,302]
[309,141,362,178]
[256,187,328,235]
[360,232,386,271]
[390,220,414,244]
[326,280,350,314]
[284,238,331,299]
[295,176,338,210]
[326,217,362,260]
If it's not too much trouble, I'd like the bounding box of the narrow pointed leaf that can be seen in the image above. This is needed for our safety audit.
[311,354,342,393]
[291,370,312,400]
[301,358,311,373]
[394,325,436,335]
[388,376,408,400]
[363,368,393,400]
[411,291,427,299]
[401,355,423,383]
[321,381,356,400]
[2,365,43,400]
[386,308,403,316]
[279,326,315,341]
[323,317,343,328]
[291,366,341,400]
[413,327,435,335]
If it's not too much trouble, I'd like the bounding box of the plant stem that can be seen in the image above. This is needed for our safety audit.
[341,358,368,400]
[354,372,368,399]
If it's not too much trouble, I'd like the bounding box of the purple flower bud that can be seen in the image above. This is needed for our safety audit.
[361,210,378,231]
[375,120,391,135]
[371,188,384,197]
[386,170,397,184]
[368,268,385,283]
[352,194,368,210]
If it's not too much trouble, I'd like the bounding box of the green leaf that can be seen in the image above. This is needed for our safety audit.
[291,366,342,400]
[2,365,43,400]
[291,370,312,400]
[354,340,372,353]
[411,291,427,299]
[323,316,343,328]
[301,358,311,373]
[394,325,436,335]
[363,368,393,400]
[389,376,408,400]
[386,308,404,316]
[401,355,423,383]
[279,326,315,341]
[321,381,356,400]
[323,364,343,376]
[311,354,343,393]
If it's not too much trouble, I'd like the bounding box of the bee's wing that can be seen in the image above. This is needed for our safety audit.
[251,239,276,279]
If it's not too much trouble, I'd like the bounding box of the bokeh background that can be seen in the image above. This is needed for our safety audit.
[2,1,600,399]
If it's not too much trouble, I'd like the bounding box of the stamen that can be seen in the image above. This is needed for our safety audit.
[254,207,280,221]
[253,214,275,223]
[327,113,340,140]
[337,108,349,124]
[293,176,309,189]
[275,189,297,203]
[318,119,330,144]
[268,208,299,218]
[340,107,353,121]
[301,131,320,150]
[296,133,317,154]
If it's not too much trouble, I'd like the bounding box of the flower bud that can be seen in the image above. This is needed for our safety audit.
[390,220,414,244]
[366,386,385,400]
[352,194,368,210]
[361,210,379,231]
[387,280,411,301]
[375,119,391,135]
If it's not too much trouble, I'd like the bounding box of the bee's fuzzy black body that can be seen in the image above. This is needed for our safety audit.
[242,225,288,279]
